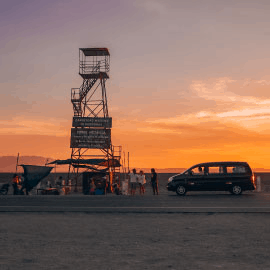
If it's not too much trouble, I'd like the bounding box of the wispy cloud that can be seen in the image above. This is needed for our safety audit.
[217,108,270,118]
[0,116,69,137]
[183,77,270,128]
[191,77,270,105]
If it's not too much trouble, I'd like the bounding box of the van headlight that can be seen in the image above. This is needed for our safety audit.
[168,177,174,183]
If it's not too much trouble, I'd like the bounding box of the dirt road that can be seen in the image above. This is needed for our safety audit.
[0,213,269,270]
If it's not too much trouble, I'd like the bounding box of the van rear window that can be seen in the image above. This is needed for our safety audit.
[226,166,247,174]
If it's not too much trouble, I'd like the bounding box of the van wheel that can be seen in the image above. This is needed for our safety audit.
[231,185,242,195]
[176,185,186,196]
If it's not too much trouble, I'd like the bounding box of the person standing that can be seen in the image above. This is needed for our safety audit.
[22,174,31,195]
[61,177,66,195]
[129,169,138,196]
[89,179,96,195]
[138,170,146,195]
[47,179,52,188]
[12,174,19,195]
[56,176,62,187]
[151,168,159,195]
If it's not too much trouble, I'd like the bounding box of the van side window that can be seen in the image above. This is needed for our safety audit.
[190,166,204,175]
[208,166,221,174]
[227,166,247,174]
[234,166,247,173]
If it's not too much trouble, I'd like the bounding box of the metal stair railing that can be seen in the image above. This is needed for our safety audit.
[79,62,101,101]
[71,88,82,116]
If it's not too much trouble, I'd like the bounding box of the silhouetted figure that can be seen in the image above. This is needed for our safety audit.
[151,168,159,195]
[113,183,121,195]
[89,179,96,195]
[21,175,30,195]
[12,174,19,195]
[56,176,62,187]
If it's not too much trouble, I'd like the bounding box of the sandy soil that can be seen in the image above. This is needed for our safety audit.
[0,213,269,270]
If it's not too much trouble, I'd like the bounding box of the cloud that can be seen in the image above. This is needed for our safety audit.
[143,120,270,146]
[191,77,270,104]
[217,108,270,118]
[0,134,70,159]
[0,116,70,137]
[183,77,270,129]
[191,77,239,103]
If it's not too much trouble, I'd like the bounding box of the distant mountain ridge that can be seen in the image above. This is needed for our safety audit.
[0,156,54,173]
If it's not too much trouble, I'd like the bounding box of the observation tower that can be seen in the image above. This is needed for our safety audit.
[69,48,121,189]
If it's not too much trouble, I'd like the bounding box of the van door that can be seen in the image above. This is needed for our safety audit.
[187,166,207,191]
[203,166,226,191]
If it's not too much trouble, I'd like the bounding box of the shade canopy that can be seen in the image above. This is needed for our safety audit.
[20,165,53,191]
[48,158,121,167]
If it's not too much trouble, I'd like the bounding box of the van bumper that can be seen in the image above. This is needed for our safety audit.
[167,184,175,191]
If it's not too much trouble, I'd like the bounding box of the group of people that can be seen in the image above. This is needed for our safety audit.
[10,169,160,196]
[128,168,159,195]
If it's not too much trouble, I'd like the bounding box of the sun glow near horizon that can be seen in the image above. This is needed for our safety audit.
[1,76,270,169]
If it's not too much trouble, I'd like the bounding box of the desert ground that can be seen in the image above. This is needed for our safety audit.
[0,212,270,270]
[1,173,270,270]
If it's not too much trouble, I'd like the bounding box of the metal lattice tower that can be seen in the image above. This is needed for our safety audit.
[69,48,113,185]
[71,48,110,118]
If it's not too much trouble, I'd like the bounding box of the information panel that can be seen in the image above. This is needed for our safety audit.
[70,128,111,149]
[72,117,112,128]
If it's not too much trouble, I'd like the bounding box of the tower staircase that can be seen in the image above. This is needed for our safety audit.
[71,63,100,117]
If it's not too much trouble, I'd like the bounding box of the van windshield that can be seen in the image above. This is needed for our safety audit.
[181,167,194,175]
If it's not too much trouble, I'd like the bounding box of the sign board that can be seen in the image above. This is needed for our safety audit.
[72,117,112,128]
[70,128,111,149]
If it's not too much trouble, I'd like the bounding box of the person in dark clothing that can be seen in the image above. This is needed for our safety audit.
[12,174,19,195]
[21,175,30,195]
[113,183,121,195]
[151,168,159,195]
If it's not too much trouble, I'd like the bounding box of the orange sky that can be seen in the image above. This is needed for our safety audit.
[2,77,270,170]
[1,1,270,170]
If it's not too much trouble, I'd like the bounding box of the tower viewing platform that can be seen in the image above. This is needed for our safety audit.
[79,48,110,79]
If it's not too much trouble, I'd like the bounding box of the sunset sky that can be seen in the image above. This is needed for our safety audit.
[1,0,270,169]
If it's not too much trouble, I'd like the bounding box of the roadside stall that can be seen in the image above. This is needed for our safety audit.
[82,171,107,195]
[48,158,121,195]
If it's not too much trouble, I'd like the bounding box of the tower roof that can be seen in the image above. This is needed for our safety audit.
[80,48,110,56]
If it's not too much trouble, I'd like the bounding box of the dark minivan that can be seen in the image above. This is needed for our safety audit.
[167,161,255,195]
